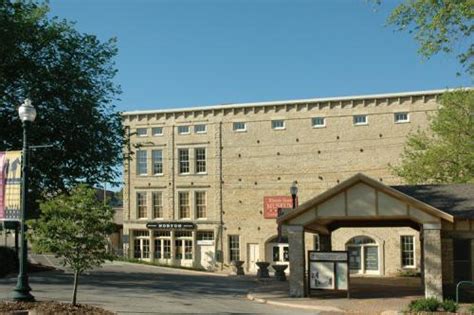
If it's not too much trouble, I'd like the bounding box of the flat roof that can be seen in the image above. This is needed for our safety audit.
[121,88,461,116]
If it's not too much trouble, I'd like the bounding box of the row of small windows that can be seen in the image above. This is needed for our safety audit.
[135,113,409,136]
[136,148,206,176]
[234,112,410,132]
[135,124,207,137]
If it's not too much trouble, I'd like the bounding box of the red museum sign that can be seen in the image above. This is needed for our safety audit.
[263,196,296,219]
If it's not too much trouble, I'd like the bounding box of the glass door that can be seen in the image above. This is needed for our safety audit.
[364,246,378,274]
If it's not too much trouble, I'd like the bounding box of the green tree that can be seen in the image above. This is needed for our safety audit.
[393,89,474,184]
[379,0,473,76]
[0,0,123,215]
[30,185,115,306]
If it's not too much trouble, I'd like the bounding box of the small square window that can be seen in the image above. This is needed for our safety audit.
[178,126,190,134]
[312,117,326,128]
[271,120,285,130]
[136,128,147,137]
[233,122,246,132]
[195,124,207,134]
[152,127,163,136]
[394,112,409,123]
[353,115,368,126]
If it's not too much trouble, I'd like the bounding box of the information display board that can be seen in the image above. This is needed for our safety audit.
[307,251,350,298]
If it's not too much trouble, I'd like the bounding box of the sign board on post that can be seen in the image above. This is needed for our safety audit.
[307,250,350,298]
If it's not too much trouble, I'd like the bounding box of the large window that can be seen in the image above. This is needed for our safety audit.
[152,192,163,219]
[136,192,147,219]
[197,231,214,240]
[133,230,149,259]
[195,191,206,219]
[195,148,206,173]
[229,235,240,261]
[401,235,415,267]
[154,231,171,259]
[136,150,147,175]
[178,149,190,174]
[178,192,190,219]
[152,149,163,175]
[175,231,193,260]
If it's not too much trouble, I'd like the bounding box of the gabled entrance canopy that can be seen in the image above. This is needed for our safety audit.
[278,173,453,235]
[278,173,454,299]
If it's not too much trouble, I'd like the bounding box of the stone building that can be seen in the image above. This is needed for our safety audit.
[121,89,447,276]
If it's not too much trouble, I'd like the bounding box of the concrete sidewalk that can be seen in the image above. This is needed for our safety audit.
[247,277,425,314]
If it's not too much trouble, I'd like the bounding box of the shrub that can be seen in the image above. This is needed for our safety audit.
[407,297,440,312]
[441,299,458,313]
[0,246,18,277]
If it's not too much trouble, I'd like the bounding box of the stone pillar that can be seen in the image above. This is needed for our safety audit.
[171,230,176,265]
[423,224,443,299]
[150,232,155,263]
[319,234,332,251]
[287,225,305,297]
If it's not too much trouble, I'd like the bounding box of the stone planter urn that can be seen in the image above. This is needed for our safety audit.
[231,260,245,275]
[256,261,270,278]
[272,264,288,281]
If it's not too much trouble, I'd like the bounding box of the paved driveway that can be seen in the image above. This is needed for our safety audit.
[0,255,317,314]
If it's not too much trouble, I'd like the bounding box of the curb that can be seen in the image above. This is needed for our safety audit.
[246,291,345,313]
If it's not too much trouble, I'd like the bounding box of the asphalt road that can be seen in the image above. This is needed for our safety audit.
[0,255,318,314]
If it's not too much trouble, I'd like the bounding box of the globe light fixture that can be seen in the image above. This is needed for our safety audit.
[18,99,37,123]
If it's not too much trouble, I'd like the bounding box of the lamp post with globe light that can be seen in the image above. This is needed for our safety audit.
[13,98,36,301]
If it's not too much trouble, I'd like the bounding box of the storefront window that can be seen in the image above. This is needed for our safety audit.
[283,246,289,262]
[163,239,171,259]
[185,240,193,260]
[175,240,183,259]
[272,246,280,262]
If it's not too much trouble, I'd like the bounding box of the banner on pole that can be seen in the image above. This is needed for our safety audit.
[0,151,22,221]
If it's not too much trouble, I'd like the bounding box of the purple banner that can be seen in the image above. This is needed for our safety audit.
[0,152,5,219]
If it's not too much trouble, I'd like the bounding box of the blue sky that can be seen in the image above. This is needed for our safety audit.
[48,0,471,113]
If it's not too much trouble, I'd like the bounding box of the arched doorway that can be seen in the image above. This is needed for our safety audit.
[346,236,379,275]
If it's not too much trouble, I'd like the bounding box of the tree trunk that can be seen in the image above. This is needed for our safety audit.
[72,270,79,306]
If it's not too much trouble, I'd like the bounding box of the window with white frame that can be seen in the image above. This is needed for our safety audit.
[136,150,147,175]
[152,149,163,175]
[133,230,150,259]
[178,149,190,174]
[195,148,206,173]
[178,191,190,219]
[152,127,163,136]
[271,119,285,130]
[153,231,171,259]
[194,124,207,134]
[229,235,240,261]
[136,128,147,137]
[152,192,163,219]
[136,192,147,219]
[312,117,326,128]
[233,122,246,132]
[175,231,192,260]
[394,112,409,123]
[401,235,415,267]
[195,191,206,219]
[177,125,190,134]
[353,115,368,125]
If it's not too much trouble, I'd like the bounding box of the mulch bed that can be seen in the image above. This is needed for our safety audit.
[0,301,115,314]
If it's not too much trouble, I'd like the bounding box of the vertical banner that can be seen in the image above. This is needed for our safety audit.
[0,152,5,219]
[1,151,22,221]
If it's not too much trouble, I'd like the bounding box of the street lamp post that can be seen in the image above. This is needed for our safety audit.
[13,99,36,302]
[290,181,298,209]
